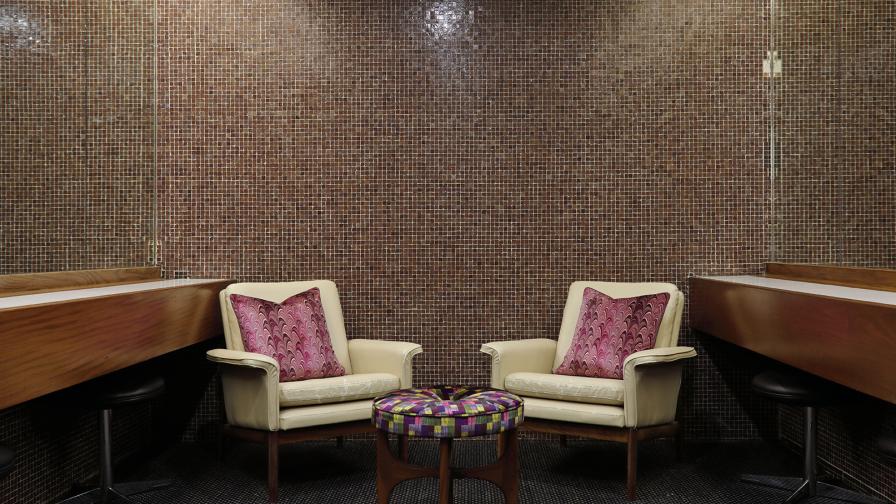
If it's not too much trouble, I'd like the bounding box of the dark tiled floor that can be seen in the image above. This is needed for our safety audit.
[111,440,882,504]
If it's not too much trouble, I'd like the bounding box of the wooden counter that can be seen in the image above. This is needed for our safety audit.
[0,269,230,410]
[690,264,896,405]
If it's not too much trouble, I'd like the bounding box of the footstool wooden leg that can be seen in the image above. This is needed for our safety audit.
[376,431,397,504]
[439,438,453,504]
[502,430,521,504]
[399,435,409,462]
[373,386,523,504]
[462,429,521,504]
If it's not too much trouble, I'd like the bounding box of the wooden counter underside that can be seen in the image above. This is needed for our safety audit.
[690,277,896,405]
[0,279,230,410]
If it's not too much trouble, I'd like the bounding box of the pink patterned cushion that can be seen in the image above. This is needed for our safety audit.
[555,288,670,380]
[229,288,346,383]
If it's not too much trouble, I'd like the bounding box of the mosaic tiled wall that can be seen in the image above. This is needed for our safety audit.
[0,1,154,275]
[155,0,772,444]
[774,1,896,502]
[2,1,894,502]
[0,2,155,502]
[774,1,896,266]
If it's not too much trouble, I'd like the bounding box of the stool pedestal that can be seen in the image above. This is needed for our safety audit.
[876,435,896,466]
[0,445,14,479]
[59,375,172,504]
[741,371,883,504]
[375,430,520,504]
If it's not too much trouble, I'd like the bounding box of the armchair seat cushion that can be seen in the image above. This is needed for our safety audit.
[279,373,399,407]
[279,399,375,430]
[522,396,625,427]
[505,372,624,406]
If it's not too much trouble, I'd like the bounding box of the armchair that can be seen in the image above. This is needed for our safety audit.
[481,281,696,500]
[208,280,422,502]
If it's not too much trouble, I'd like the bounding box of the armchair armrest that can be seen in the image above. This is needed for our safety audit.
[347,339,422,388]
[480,339,557,389]
[622,346,696,428]
[207,348,279,372]
[207,349,280,431]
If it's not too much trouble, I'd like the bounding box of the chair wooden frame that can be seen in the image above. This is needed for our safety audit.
[222,421,376,502]
[520,419,680,500]
[480,282,695,501]
[211,280,424,502]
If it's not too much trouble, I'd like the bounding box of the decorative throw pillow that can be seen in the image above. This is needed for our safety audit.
[555,288,670,380]
[229,288,346,383]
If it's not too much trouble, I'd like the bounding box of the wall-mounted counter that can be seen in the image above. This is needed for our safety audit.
[690,263,896,405]
[0,268,231,410]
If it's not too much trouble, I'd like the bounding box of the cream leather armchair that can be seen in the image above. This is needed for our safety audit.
[208,280,422,502]
[481,281,696,501]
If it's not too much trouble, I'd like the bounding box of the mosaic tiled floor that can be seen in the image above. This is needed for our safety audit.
[103,440,883,504]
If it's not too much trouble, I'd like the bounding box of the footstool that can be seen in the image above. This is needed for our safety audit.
[372,386,524,504]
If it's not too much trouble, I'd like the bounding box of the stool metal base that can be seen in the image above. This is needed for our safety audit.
[59,480,173,504]
[741,475,883,504]
[58,409,171,504]
[740,405,883,504]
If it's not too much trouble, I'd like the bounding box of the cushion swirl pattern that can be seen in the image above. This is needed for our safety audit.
[555,288,669,379]
[372,386,523,438]
[230,288,346,383]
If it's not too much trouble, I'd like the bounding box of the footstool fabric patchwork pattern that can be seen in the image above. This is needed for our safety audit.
[373,386,523,438]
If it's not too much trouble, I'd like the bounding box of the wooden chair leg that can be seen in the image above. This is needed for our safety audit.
[438,438,453,504]
[497,433,505,458]
[217,428,228,461]
[560,435,568,447]
[626,429,638,501]
[267,431,279,503]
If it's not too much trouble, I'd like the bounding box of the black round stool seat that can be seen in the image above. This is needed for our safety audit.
[91,375,165,409]
[743,370,884,504]
[751,370,831,406]
[58,374,172,504]
[0,445,14,478]
[876,435,896,465]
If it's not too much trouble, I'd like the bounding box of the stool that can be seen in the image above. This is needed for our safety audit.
[0,445,14,478]
[372,386,524,504]
[60,375,172,504]
[876,434,896,466]
[741,370,882,504]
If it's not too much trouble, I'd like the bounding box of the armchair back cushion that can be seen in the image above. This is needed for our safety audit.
[554,288,669,379]
[221,280,353,375]
[553,282,684,371]
[230,289,346,382]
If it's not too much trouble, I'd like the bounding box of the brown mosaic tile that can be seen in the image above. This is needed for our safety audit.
[1,1,894,503]
[774,1,896,502]
[0,2,155,502]
[0,0,153,275]
[155,0,771,443]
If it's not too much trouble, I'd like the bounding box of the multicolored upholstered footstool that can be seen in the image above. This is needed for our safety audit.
[372,386,524,504]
